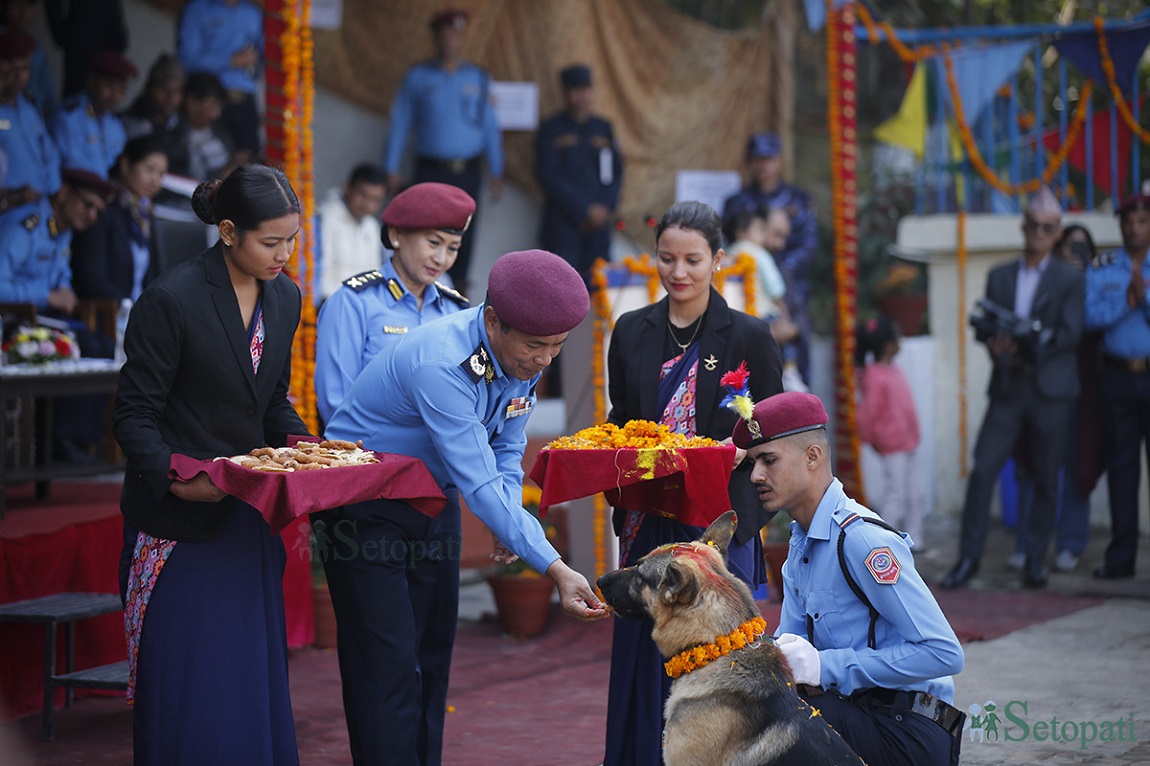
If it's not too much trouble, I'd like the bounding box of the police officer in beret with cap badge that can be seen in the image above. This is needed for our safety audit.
[52,50,137,178]
[383,9,502,295]
[1086,191,1150,579]
[536,63,623,275]
[314,181,475,424]
[319,249,607,766]
[735,391,965,766]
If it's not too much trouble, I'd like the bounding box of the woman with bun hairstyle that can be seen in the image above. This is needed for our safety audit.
[113,164,308,764]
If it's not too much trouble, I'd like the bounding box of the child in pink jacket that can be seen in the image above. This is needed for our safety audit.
[856,315,924,548]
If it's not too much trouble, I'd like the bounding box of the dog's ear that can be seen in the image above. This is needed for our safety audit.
[658,559,699,607]
[698,510,738,558]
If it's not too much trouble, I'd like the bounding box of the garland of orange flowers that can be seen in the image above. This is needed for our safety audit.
[545,421,718,450]
[1094,16,1150,146]
[715,253,758,317]
[277,1,319,433]
[664,616,769,679]
[956,210,969,477]
[826,1,865,502]
[855,3,939,63]
[942,45,1093,197]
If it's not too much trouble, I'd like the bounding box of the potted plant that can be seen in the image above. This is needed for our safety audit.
[873,261,928,336]
[761,512,792,603]
[484,485,557,638]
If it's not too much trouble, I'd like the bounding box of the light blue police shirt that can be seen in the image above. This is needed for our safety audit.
[0,94,61,195]
[1084,248,1150,359]
[776,479,964,702]
[52,94,127,178]
[324,306,558,574]
[178,0,263,94]
[0,198,72,307]
[314,256,468,423]
[383,61,503,174]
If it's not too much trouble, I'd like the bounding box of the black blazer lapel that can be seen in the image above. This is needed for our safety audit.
[256,278,283,390]
[206,246,259,398]
[637,300,666,419]
[1030,258,1060,318]
[694,289,730,436]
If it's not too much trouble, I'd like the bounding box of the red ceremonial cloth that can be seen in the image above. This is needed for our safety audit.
[169,451,446,535]
[527,445,736,527]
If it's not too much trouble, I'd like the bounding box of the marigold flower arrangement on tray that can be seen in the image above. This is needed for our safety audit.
[2,325,79,365]
[544,420,718,450]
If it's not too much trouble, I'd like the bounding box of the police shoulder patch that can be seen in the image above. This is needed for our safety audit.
[21,213,40,231]
[460,343,494,384]
[864,547,901,584]
[342,269,384,291]
[435,281,469,307]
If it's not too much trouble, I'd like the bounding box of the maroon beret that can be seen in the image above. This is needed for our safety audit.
[90,51,139,81]
[430,9,468,31]
[0,31,36,62]
[487,250,589,336]
[731,392,828,450]
[381,182,476,236]
[1117,193,1150,217]
[61,168,119,202]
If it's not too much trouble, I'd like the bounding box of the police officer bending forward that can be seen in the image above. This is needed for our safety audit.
[318,250,608,766]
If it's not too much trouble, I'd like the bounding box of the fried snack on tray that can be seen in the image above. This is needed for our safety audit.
[545,420,718,450]
[222,439,379,472]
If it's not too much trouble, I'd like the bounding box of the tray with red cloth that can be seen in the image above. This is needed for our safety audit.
[527,444,737,528]
[168,437,446,534]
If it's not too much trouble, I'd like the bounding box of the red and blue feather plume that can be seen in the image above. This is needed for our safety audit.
[719,361,755,422]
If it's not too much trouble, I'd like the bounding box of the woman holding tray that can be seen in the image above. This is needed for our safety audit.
[113,164,307,765]
[603,200,784,766]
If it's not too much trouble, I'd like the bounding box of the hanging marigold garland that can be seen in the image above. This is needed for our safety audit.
[856,3,938,63]
[270,0,319,434]
[1094,16,1150,146]
[826,0,865,502]
[942,45,1093,197]
[586,255,760,581]
[955,210,969,477]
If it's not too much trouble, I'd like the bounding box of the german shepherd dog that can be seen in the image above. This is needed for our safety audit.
[597,511,864,766]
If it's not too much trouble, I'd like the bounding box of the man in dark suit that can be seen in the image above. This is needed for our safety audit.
[942,188,1085,590]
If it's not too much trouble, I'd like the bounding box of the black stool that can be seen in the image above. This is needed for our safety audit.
[0,592,128,739]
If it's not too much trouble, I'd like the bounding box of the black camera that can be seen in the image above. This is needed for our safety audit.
[969,299,1043,361]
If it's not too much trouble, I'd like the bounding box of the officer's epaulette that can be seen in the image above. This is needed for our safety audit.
[21,213,39,231]
[435,281,469,307]
[460,343,495,384]
[341,269,385,292]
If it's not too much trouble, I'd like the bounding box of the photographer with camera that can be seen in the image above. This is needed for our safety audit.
[941,188,1084,590]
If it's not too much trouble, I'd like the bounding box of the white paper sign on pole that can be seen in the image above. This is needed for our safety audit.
[490,81,539,131]
[674,170,744,215]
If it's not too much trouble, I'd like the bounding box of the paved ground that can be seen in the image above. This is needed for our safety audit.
[3,501,1149,765]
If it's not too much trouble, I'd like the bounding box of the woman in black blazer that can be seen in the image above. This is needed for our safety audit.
[113,165,308,765]
[603,201,784,766]
[71,134,168,301]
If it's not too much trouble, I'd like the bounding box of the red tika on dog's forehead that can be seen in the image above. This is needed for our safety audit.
[648,541,732,587]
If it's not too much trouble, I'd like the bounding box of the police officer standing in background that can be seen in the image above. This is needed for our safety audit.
[383,9,502,295]
[319,250,607,766]
[314,182,474,425]
[735,392,965,766]
[1085,192,1150,579]
[723,133,818,387]
[536,64,623,276]
[0,31,61,211]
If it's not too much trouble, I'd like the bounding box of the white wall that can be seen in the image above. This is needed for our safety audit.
[897,212,1138,532]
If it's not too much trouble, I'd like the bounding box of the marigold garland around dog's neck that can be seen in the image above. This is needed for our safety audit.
[663,616,769,678]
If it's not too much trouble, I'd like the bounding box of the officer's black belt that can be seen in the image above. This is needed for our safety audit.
[856,688,965,736]
[416,155,481,174]
[1103,354,1150,373]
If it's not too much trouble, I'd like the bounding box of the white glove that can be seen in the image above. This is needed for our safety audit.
[776,632,821,687]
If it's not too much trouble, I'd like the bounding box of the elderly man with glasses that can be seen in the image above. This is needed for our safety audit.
[941,187,1085,590]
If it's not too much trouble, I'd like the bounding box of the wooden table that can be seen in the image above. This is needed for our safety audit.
[0,360,123,514]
